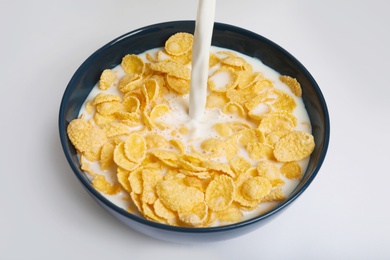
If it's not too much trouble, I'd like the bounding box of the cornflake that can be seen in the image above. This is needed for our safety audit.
[66,32,315,228]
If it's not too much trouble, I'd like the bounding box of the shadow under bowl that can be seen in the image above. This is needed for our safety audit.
[59,20,330,243]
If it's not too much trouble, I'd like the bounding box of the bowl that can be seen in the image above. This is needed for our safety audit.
[59,20,330,243]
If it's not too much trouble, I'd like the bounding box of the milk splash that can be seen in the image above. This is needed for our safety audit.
[188,0,216,121]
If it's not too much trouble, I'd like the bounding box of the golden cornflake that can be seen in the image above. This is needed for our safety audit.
[200,138,224,157]
[145,134,168,149]
[205,175,235,212]
[141,169,163,204]
[215,205,243,223]
[156,179,204,213]
[153,199,178,225]
[208,67,238,92]
[165,32,193,56]
[230,156,251,175]
[143,78,160,103]
[222,102,246,118]
[150,104,170,119]
[124,133,146,163]
[118,74,142,93]
[213,123,232,138]
[100,142,115,170]
[117,167,131,193]
[169,139,185,154]
[166,75,190,95]
[178,202,208,226]
[206,92,229,109]
[92,175,121,195]
[256,160,280,180]
[102,122,129,138]
[280,161,303,180]
[95,101,122,116]
[241,176,272,202]
[99,69,117,90]
[274,131,315,162]
[202,161,235,178]
[128,167,144,194]
[149,61,191,80]
[262,187,286,202]
[113,142,140,171]
[93,93,121,105]
[247,142,274,160]
[279,75,302,97]
[67,118,108,156]
[258,112,297,134]
[121,54,145,76]
[122,95,141,113]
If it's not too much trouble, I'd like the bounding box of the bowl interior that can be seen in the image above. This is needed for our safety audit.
[59,20,329,232]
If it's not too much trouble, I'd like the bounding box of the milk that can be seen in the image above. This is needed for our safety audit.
[189,0,216,121]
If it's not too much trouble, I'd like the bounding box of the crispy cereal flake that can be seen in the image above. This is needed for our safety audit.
[124,133,146,163]
[273,131,315,162]
[165,32,193,56]
[205,175,235,211]
[99,69,117,90]
[280,161,302,179]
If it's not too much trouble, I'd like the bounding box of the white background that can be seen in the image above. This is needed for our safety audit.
[1,0,389,259]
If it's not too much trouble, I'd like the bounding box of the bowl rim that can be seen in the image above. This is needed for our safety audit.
[59,20,330,233]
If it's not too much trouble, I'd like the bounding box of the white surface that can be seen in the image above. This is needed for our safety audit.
[1,0,389,259]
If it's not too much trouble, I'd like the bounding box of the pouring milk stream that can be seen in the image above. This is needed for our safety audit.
[188,0,216,121]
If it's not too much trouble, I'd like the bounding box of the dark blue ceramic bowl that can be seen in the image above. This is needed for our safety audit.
[59,21,330,243]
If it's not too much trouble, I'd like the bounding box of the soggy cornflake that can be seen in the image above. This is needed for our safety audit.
[66,32,315,228]
[165,32,194,56]
[99,69,117,90]
[274,131,315,162]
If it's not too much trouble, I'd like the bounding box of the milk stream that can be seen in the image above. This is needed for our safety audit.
[188,0,216,121]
